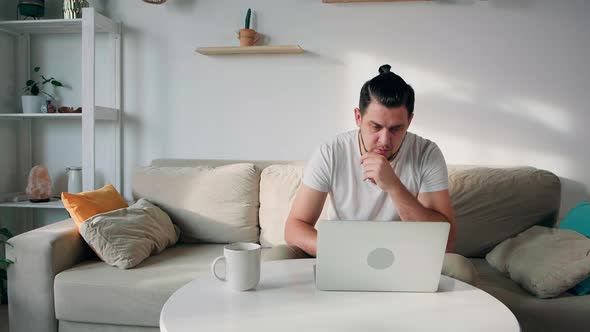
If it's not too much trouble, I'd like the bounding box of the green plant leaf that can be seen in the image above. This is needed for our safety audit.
[31,84,40,96]
[0,228,14,239]
[34,66,40,72]
[245,8,251,29]
[0,259,13,265]
[51,80,63,87]
[0,270,6,280]
[42,76,56,84]
[26,80,35,86]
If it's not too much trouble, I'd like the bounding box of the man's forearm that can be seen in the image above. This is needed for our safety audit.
[285,218,318,257]
[387,183,455,252]
[387,184,446,222]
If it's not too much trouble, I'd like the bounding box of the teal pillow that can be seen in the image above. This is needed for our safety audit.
[559,200,590,295]
[560,200,590,237]
[571,278,590,296]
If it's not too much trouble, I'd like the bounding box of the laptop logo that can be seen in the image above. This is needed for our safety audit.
[367,248,395,270]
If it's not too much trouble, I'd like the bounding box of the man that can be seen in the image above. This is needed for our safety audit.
[274,65,477,285]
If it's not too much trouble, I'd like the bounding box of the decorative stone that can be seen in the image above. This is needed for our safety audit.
[26,165,53,203]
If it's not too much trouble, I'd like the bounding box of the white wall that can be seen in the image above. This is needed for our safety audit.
[105,0,589,217]
[1,0,589,225]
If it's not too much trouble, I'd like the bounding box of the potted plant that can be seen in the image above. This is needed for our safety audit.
[0,227,14,305]
[17,0,45,20]
[238,8,259,47]
[22,66,64,113]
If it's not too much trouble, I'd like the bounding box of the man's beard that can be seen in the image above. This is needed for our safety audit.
[358,129,407,162]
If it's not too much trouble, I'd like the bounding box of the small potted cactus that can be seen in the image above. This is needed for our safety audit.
[238,8,259,47]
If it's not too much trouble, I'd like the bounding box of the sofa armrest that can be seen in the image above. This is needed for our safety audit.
[6,219,88,332]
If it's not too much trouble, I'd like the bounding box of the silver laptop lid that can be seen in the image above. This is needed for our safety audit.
[316,221,449,292]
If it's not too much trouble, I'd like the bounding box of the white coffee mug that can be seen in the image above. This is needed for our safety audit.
[211,242,261,291]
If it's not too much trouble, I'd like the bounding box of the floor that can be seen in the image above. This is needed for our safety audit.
[0,304,8,332]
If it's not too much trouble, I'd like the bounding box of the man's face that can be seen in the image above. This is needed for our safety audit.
[355,101,413,160]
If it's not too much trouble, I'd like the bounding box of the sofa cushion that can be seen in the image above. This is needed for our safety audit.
[55,244,273,326]
[79,199,180,269]
[559,200,590,296]
[448,166,560,257]
[62,184,128,228]
[485,225,590,298]
[259,165,329,247]
[559,200,590,237]
[133,164,260,243]
[471,258,590,332]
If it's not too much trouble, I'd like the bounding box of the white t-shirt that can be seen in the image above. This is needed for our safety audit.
[302,130,448,221]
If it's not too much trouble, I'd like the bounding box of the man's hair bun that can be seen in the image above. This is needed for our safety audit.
[378,64,392,74]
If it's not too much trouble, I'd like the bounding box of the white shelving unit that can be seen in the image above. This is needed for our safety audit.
[0,8,122,209]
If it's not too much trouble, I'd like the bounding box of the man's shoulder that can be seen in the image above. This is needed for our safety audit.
[404,132,446,171]
[406,132,440,153]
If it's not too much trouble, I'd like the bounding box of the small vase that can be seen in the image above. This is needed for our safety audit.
[238,29,259,47]
[63,0,89,19]
[21,95,46,113]
[66,167,82,194]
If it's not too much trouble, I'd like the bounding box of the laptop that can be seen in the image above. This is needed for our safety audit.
[315,220,449,292]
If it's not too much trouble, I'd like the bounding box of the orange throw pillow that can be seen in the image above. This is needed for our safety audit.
[62,184,128,228]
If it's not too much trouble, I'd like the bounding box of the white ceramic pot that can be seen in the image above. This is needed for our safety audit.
[21,95,46,113]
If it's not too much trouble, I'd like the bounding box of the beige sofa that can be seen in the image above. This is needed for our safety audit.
[7,159,583,332]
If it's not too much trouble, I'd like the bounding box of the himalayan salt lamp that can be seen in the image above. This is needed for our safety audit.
[26,165,53,203]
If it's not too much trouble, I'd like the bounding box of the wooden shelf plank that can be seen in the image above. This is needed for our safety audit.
[323,0,428,2]
[196,45,305,55]
[0,198,64,209]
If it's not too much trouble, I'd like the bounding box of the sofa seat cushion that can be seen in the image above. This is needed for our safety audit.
[471,258,590,332]
[55,244,269,327]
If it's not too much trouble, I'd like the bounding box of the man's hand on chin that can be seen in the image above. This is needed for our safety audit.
[360,152,400,193]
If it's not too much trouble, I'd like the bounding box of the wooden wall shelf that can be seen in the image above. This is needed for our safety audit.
[196,45,304,55]
[322,0,428,2]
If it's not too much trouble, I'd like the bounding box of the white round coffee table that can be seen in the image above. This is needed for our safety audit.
[160,259,519,332]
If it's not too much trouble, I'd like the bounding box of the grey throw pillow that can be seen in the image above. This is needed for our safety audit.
[79,198,180,269]
[486,226,590,298]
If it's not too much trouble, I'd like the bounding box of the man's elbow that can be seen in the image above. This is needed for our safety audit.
[445,219,457,253]
[284,218,297,246]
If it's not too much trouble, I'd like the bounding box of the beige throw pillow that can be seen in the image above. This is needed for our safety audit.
[486,226,590,298]
[259,165,328,247]
[133,163,260,243]
[79,198,180,269]
[448,166,561,258]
